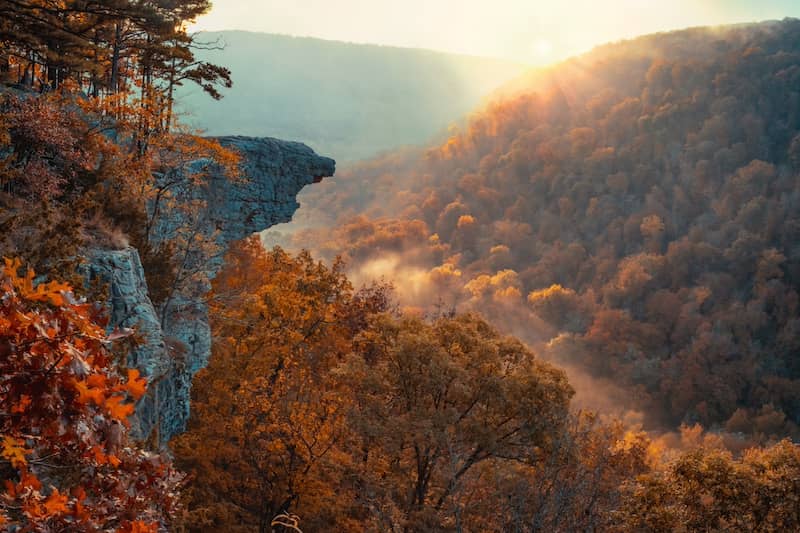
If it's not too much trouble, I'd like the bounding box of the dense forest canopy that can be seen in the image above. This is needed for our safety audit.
[2,2,800,530]
[271,18,800,438]
[174,237,800,532]
[177,31,524,162]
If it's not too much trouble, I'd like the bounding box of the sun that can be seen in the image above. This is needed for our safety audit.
[530,38,554,60]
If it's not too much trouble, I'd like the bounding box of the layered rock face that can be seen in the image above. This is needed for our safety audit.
[88,136,335,444]
[210,136,336,243]
[82,248,181,441]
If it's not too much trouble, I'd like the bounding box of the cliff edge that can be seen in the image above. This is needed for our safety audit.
[88,136,335,444]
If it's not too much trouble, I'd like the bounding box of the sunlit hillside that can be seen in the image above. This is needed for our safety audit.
[178,31,525,162]
[270,18,800,437]
[3,0,800,530]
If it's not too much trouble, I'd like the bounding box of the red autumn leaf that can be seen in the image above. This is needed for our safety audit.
[18,468,42,491]
[1,260,180,529]
[11,395,31,414]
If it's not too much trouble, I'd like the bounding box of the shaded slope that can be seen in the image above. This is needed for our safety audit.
[177,31,525,162]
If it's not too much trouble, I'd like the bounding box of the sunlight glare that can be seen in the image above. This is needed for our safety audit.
[530,38,554,60]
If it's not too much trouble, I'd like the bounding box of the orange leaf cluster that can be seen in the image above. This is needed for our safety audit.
[0,259,181,530]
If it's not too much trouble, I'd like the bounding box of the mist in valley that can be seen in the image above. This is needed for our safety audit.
[265,19,800,441]
[3,0,800,529]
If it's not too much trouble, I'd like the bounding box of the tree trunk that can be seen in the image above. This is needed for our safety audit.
[165,52,177,133]
[110,23,121,94]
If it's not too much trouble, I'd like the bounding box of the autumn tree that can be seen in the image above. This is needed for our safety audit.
[0,0,228,99]
[0,92,93,200]
[619,439,800,532]
[489,415,651,532]
[0,89,144,288]
[527,284,588,333]
[336,312,574,531]
[171,238,391,532]
[134,130,240,317]
[0,258,181,531]
[0,86,240,321]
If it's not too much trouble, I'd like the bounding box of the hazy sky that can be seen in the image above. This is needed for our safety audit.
[191,1,800,64]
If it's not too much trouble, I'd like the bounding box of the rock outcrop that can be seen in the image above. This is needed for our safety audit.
[210,136,335,243]
[82,247,184,441]
[88,136,335,444]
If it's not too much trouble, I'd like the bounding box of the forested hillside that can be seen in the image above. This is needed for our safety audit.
[175,236,800,532]
[274,18,800,438]
[3,2,800,530]
[177,31,524,161]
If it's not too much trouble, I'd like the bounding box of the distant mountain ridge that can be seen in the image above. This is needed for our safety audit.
[177,31,525,162]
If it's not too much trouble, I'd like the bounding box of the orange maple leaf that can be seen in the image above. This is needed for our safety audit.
[87,374,107,388]
[105,395,135,424]
[25,488,69,519]
[74,380,106,406]
[90,445,108,465]
[118,520,158,533]
[90,445,123,467]
[125,368,147,401]
[18,468,42,491]
[28,279,71,306]
[43,489,69,515]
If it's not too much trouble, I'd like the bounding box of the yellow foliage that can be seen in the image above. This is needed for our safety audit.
[1,436,30,468]
[172,237,391,531]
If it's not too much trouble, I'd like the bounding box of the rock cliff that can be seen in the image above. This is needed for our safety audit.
[88,136,335,444]
[210,136,335,243]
